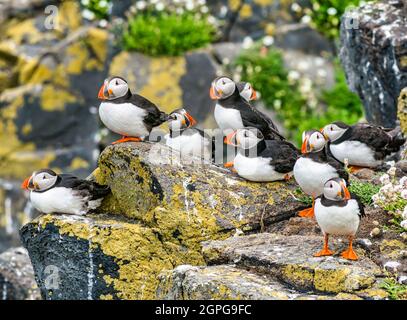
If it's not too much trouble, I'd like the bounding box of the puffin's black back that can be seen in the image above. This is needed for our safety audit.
[56,174,110,200]
[220,89,284,140]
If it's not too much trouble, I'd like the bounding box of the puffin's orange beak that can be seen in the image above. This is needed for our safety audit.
[320,128,328,139]
[301,136,308,154]
[342,183,351,200]
[224,131,237,146]
[21,177,31,190]
[184,112,197,128]
[250,90,257,101]
[210,86,217,100]
[98,83,109,100]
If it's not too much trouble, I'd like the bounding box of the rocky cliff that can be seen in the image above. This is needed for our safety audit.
[20,141,407,300]
[340,0,407,127]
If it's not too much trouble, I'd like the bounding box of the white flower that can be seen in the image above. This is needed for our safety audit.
[327,7,338,16]
[400,176,407,188]
[401,220,407,230]
[291,3,301,12]
[155,2,165,11]
[379,174,390,185]
[99,0,108,8]
[263,36,274,46]
[387,166,397,177]
[288,70,300,81]
[242,36,254,49]
[136,1,147,10]
[402,206,407,219]
[82,9,95,20]
[81,0,90,6]
[400,190,407,200]
[301,15,311,24]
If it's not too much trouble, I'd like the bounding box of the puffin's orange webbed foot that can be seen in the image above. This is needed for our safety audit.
[224,161,234,168]
[341,248,358,260]
[298,207,314,218]
[284,174,291,181]
[112,136,142,145]
[314,248,334,257]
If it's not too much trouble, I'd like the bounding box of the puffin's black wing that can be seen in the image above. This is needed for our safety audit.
[57,174,110,200]
[130,94,168,128]
[240,104,285,140]
[326,154,349,184]
[262,140,299,173]
[351,193,365,219]
[350,124,391,151]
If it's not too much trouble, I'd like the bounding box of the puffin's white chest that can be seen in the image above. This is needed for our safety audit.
[165,132,211,161]
[233,153,288,182]
[293,157,339,197]
[330,141,381,167]
[315,199,360,236]
[30,187,87,215]
[99,102,149,137]
[214,103,244,131]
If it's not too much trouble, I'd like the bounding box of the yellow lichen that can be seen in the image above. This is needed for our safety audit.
[282,265,314,289]
[398,87,407,134]
[240,4,253,18]
[69,157,90,171]
[313,268,351,293]
[40,85,77,111]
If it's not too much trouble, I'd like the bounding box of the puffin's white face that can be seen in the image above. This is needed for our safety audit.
[322,123,347,142]
[323,178,351,201]
[168,109,197,131]
[98,77,129,100]
[225,128,263,150]
[210,77,235,100]
[240,83,257,102]
[22,170,58,192]
[301,130,326,153]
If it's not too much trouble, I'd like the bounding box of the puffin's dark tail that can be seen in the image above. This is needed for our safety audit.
[89,182,111,200]
[386,126,406,154]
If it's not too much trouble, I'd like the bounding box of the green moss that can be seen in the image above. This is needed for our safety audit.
[122,10,216,56]
[348,180,380,205]
[380,278,407,300]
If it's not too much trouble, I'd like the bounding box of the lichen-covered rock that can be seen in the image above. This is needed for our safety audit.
[398,87,407,134]
[0,247,40,300]
[202,233,386,297]
[340,0,407,127]
[0,0,109,252]
[96,142,306,232]
[20,142,307,300]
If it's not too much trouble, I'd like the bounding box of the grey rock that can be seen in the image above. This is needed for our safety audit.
[0,247,40,300]
[340,0,407,127]
[202,233,383,294]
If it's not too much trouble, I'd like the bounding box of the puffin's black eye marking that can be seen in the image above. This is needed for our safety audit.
[43,175,46,180]
[115,80,119,85]
[244,132,249,138]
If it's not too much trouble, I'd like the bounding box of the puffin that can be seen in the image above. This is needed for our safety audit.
[21,169,110,215]
[165,108,214,162]
[210,76,283,140]
[237,82,257,103]
[293,130,349,218]
[321,121,406,169]
[98,76,168,144]
[224,128,299,182]
[314,178,365,260]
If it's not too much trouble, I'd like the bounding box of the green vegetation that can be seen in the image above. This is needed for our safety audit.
[348,181,380,206]
[122,2,216,56]
[294,188,313,206]
[305,0,362,39]
[81,0,111,20]
[234,45,363,145]
[380,278,407,300]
